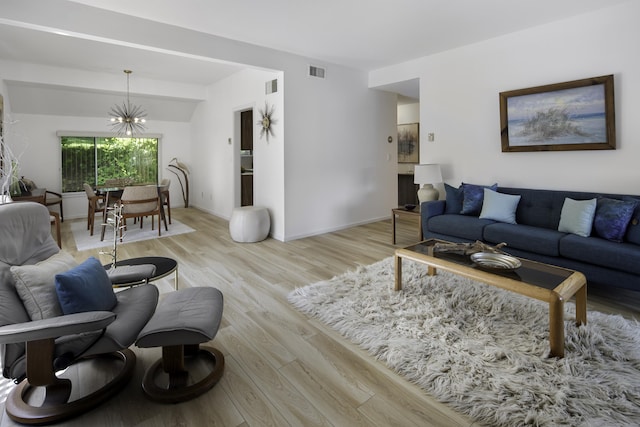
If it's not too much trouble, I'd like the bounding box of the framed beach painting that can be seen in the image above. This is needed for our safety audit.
[398,123,419,163]
[500,75,616,152]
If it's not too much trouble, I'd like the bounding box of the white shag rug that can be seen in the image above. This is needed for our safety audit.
[288,257,640,427]
[71,218,195,251]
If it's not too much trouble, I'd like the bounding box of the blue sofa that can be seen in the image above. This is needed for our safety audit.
[421,186,640,292]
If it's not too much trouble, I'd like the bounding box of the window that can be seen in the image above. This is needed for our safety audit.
[60,136,158,192]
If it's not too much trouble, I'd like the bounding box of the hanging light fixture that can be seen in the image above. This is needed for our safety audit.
[109,70,147,136]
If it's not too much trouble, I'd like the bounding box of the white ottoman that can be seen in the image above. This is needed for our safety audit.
[229,206,270,242]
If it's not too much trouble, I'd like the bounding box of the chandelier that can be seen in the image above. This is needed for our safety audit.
[109,70,147,136]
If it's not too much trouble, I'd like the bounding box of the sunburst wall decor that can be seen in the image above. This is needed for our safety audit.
[257,102,276,141]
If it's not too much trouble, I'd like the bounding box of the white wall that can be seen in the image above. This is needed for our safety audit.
[1,2,400,241]
[5,113,190,219]
[370,1,640,195]
[398,103,419,125]
[190,65,398,242]
[283,68,398,240]
[189,68,284,237]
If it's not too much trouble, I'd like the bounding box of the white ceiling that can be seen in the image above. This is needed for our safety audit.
[68,0,630,71]
[1,0,630,118]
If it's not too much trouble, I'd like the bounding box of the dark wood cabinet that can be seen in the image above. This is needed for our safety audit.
[398,174,418,206]
[241,174,253,206]
[241,110,253,151]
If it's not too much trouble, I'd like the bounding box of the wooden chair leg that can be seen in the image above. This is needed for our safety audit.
[100,222,107,241]
[89,205,96,236]
[50,212,61,248]
[87,202,92,231]
[166,193,171,224]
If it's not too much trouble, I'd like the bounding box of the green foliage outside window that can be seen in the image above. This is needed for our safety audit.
[61,136,158,192]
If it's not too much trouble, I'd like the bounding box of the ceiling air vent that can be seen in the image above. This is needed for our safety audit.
[265,79,278,94]
[309,65,326,79]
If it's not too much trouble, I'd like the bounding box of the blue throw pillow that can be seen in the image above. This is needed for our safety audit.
[444,183,464,214]
[623,196,640,245]
[479,189,521,224]
[558,198,597,237]
[55,257,117,315]
[461,182,498,216]
[594,198,637,242]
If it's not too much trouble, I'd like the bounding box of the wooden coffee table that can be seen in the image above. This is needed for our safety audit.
[394,239,587,358]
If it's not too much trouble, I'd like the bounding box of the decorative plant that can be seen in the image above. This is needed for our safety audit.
[167,157,189,208]
[100,202,125,268]
[1,114,27,202]
[0,139,21,202]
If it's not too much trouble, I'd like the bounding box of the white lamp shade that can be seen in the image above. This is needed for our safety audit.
[414,164,442,185]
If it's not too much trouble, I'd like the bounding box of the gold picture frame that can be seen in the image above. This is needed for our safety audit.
[500,75,615,152]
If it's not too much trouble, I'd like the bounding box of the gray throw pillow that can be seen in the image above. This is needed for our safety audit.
[10,251,78,320]
[479,189,521,224]
[558,198,597,237]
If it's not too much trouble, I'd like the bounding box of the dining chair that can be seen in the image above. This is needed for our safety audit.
[159,178,171,224]
[18,177,64,221]
[101,185,164,241]
[83,183,106,236]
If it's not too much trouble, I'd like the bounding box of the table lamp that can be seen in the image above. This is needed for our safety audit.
[414,164,442,203]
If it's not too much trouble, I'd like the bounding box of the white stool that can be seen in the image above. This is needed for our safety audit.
[229,206,270,242]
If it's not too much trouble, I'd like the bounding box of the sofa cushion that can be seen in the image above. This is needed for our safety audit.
[10,251,78,320]
[55,257,118,315]
[483,223,564,257]
[593,198,637,242]
[560,234,640,276]
[498,188,594,230]
[444,183,464,214]
[623,196,640,245]
[479,189,521,224]
[558,198,596,237]
[461,182,498,216]
[427,214,495,241]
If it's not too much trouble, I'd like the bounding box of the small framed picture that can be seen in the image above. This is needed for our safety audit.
[398,123,419,163]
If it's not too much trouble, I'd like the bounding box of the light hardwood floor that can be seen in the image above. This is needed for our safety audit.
[1,208,638,427]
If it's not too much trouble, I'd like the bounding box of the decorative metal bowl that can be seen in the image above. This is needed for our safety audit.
[404,204,416,211]
[470,252,522,270]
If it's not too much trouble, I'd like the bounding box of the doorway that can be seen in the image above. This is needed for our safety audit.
[240,109,254,206]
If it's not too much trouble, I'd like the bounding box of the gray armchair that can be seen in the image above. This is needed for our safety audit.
[0,202,158,424]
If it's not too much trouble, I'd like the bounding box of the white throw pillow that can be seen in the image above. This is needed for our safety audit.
[479,189,521,224]
[558,198,597,237]
[10,251,78,320]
